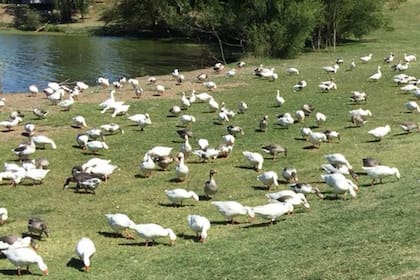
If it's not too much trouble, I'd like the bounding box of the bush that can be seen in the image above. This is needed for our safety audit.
[13,5,42,31]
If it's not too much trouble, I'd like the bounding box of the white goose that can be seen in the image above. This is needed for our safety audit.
[128,113,152,131]
[32,135,57,150]
[368,125,391,141]
[164,188,199,206]
[322,64,339,73]
[257,171,279,190]
[282,167,298,183]
[84,163,117,182]
[266,190,310,209]
[208,96,219,112]
[252,202,294,224]
[111,103,130,117]
[286,67,300,75]
[13,139,36,160]
[2,247,48,276]
[315,112,326,127]
[86,141,109,154]
[276,113,294,128]
[72,115,87,128]
[57,93,75,111]
[175,152,189,182]
[100,123,124,135]
[131,223,176,246]
[289,183,324,199]
[404,53,416,62]
[368,66,382,81]
[300,127,312,140]
[23,168,50,184]
[203,81,217,91]
[360,53,373,63]
[362,165,400,186]
[195,92,213,102]
[275,90,285,107]
[405,101,420,113]
[293,80,307,91]
[325,153,353,169]
[308,132,327,148]
[242,151,264,171]
[0,117,21,131]
[211,201,255,224]
[187,214,211,242]
[147,146,173,157]
[0,207,8,224]
[139,153,155,178]
[179,114,196,127]
[321,173,359,199]
[105,213,136,239]
[75,237,96,272]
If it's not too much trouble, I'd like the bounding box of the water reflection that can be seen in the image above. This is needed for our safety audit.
[0,33,237,93]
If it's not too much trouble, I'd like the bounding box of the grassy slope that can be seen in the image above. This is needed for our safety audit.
[1,1,420,279]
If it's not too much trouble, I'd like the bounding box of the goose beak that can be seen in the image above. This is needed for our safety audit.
[43,269,49,276]
[170,240,175,246]
[85,266,90,272]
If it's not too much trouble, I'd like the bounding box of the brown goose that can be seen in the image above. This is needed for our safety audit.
[259,115,269,132]
[400,122,419,133]
[204,169,218,198]
[27,217,49,239]
[261,144,287,159]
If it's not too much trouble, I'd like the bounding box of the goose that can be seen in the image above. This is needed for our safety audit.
[134,86,144,98]
[349,108,372,118]
[100,123,124,135]
[76,81,89,91]
[289,183,324,199]
[139,153,155,178]
[237,61,246,68]
[13,139,36,161]
[179,114,196,127]
[384,52,394,63]
[153,155,175,171]
[348,58,356,70]
[300,127,312,140]
[362,157,381,167]
[275,90,285,107]
[147,146,173,158]
[400,84,418,92]
[131,223,177,246]
[2,247,48,276]
[47,88,64,105]
[225,68,236,78]
[286,67,300,75]
[336,57,344,64]
[261,144,287,159]
[282,167,298,183]
[211,201,255,224]
[0,207,8,224]
[368,66,382,81]
[213,62,224,73]
[76,134,89,149]
[28,84,39,97]
[101,100,125,114]
[0,170,24,186]
[266,190,310,209]
[23,123,36,137]
[293,80,307,91]
[325,153,353,169]
[97,77,110,87]
[220,102,236,119]
[351,115,368,127]
[57,93,75,111]
[349,91,368,104]
[257,67,278,80]
[412,88,420,99]
[208,96,219,112]
[32,108,48,119]
[227,125,244,136]
[192,148,220,162]
[322,64,339,73]
[393,61,410,72]
[400,122,419,133]
[81,158,112,171]
[84,163,118,182]
[257,171,279,190]
[23,168,50,185]
[404,53,416,62]
[169,105,182,116]
[99,90,116,109]
[86,141,109,154]
[315,112,327,127]
[204,169,218,198]
[165,188,199,206]
[318,79,337,91]
[203,81,217,91]
[324,130,341,142]
[0,236,35,251]
[198,138,209,151]
[187,214,211,242]
[147,76,157,84]
[105,213,135,239]
[75,237,96,272]
[308,131,327,148]
[362,165,400,186]
[238,101,248,114]
[27,217,49,239]
[195,92,213,102]
[222,134,235,146]
[180,134,192,159]
[321,173,359,199]
[111,103,130,117]
[405,101,420,112]
[72,115,87,128]
[252,202,294,224]
[0,117,21,131]
[171,68,179,79]
[128,113,152,131]
[188,90,197,103]
[259,115,269,132]
[360,53,373,63]
[0,97,5,109]
[175,152,189,182]
[276,113,294,128]
[242,151,264,171]
[196,72,208,82]
[156,84,165,95]
[77,177,102,194]
[32,135,57,150]
[180,92,191,109]
[368,125,391,141]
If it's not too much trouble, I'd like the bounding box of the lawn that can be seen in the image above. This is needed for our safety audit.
[1,1,420,279]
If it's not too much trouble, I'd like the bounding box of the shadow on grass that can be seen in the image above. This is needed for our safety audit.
[157,202,186,208]
[294,137,307,141]
[252,185,269,191]
[118,242,143,246]
[178,233,199,242]
[66,257,83,271]
[0,269,22,276]
[235,165,255,171]
[198,195,211,201]
[242,221,277,228]
[393,132,412,137]
[97,231,123,239]
[303,145,318,150]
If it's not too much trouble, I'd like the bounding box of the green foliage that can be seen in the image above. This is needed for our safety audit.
[13,5,42,31]
[74,0,90,19]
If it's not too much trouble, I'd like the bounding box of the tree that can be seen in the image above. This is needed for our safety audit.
[74,0,90,19]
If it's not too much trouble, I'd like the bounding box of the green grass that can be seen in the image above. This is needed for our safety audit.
[1,1,420,279]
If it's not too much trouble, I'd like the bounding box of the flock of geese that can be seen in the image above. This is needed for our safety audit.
[0,50,417,276]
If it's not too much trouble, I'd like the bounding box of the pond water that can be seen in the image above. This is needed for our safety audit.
[0,33,239,93]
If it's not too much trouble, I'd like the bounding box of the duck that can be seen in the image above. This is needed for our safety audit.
[72,115,87,128]
[105,213,135,239]
[75,237,96,272]
[31,135,57,150]
[293,80,307,91]
[368,125,391,141]
[0,207,8,224]
[405,101,420,112]
[308,132,327,148]
[175,152,189,182]
[86,141,109,154]
[258,115,269,132]
[265,190,310,209]
[27,217,49,239]
[100,123,124,135]
[13,139,36,161]
[360,53,373,63]
[252,202,294,224]
[211,201,255,224]
[275,90,285,107]
[289,183,324,199]
[321,173,359,199]
[187,214,211,242]
[165,188,199,206]
[131,223,176,246]
[242,151,264,171]
[368,66,382,81]
[282,167,298,183]
[238,101,248,114]
[32,108,48,119]
[400,122,419,133]
[139,153,155,178]
[204,169,218,198]
[261,144,287,159]
[361,165,400,186]
[2,247,48,276]
[257,171,279,190]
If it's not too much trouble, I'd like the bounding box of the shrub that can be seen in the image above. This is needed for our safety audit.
[13,5,42,31]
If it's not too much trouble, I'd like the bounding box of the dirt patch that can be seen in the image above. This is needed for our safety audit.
[0,4,14,25]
